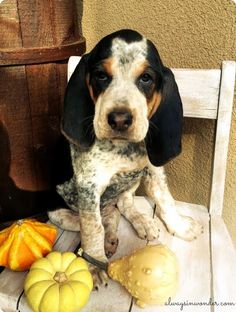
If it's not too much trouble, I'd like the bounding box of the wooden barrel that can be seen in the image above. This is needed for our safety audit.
[0,0,86,221]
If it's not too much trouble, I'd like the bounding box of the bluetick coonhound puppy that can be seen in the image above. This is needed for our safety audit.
[48,29,203,286]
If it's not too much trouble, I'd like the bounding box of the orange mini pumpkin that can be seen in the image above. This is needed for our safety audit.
[0,219,57,271]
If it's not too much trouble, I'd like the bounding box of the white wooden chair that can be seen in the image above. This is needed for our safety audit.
[0,58,235,312]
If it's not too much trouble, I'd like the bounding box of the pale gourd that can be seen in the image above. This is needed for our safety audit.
[108,244,178,307]
[24,251,93,312]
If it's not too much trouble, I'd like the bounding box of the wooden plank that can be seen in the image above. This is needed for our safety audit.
[0,66,30,120]
[0,0,87,66]
[0,65,37,192]
[0,2,85,218]
[26,62,61,190]
[210,214,236,312]
[0,0,22,49]
[0,41,86,65]
[0,0,86,65]
[52,0,79,46]
[7,118,37,191]
[31,115,61,190]
[0,105,10,192]
[172,68,221,119]
[17,0,55,48]
[26,64,60,117]
[131,200,211,312]
[209,61,236,215]
[0,269,28,312]
[56,62,68,111]
[53,229,80,252]
[17,0,80,48]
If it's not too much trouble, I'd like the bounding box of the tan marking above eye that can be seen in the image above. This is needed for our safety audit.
[86,74,97,104]
[148,92,162,118]
[103,58,114,77]
[131,60,150,79]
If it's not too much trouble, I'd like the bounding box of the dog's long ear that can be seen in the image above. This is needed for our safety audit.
[61,54,95,148]
[146,67,183,166]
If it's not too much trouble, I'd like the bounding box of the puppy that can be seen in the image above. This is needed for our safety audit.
[48,29,203,287]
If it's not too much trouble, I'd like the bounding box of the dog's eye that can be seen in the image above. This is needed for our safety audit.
[95,71,109,81]
[139,73,153,84]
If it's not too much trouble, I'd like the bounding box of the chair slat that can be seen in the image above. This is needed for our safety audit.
[173,68,221,119]
[209,61,236,215]
[210,214,236,311]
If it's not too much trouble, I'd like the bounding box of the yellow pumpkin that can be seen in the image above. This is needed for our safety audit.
[108,244,178,308]
[0,219,57,271]
[24,251,93,312]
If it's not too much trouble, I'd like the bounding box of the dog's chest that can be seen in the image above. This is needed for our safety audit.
[57,168,147,210]
[100,168,147,208]
[57,140,149,210]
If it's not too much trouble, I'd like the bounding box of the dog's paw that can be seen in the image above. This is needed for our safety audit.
[89,264,109,290]
[166,215,204,241]
[131,214,160,241]
[104,233,119,258]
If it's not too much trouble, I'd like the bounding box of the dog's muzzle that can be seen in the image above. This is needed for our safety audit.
[107,110,133,132]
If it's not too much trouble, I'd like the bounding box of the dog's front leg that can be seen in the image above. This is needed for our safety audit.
[79,208,109,288]
[79,209,106,260]
[75,170,112,288]
[143,164,203,241]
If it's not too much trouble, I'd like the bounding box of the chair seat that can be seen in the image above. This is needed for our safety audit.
[0,196,235,312]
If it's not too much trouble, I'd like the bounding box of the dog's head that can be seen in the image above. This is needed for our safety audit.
[62,29,183,166]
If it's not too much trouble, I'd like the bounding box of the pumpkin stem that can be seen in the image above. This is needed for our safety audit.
[16,219,24,225]
[53,272,68,283]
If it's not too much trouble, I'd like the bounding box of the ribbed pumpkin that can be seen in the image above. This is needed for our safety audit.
[0,219,57,271]
[24,251,93,312]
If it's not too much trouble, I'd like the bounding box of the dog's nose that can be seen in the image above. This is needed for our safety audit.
[108,111,133,131]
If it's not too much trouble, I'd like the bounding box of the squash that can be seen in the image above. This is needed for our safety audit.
[108,244,178,308]
[24,251,93,312]
[0,219,57,271]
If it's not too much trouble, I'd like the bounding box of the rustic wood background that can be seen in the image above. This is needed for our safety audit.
[0,0,85,221]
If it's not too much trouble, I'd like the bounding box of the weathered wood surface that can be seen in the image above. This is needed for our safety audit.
[0,0,85,221]
[1,197,235,312]
[209,62,236,215]
[0,41,86,65]
[0,0,86,65]
[172,68,221,119]
[210,215,236,312]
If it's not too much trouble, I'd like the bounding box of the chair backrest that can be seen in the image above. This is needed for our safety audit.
[67,57,236,216]
[173,62,236,215]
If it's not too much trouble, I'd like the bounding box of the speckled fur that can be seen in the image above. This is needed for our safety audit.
[51,138,163,267]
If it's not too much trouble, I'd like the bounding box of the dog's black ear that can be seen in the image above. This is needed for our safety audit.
[146,67,183,166]
[62,54,95,148]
